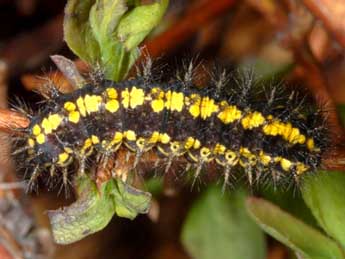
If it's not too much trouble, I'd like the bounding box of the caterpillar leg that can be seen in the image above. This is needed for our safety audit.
[164,155,175,174]
[79,156,86,176]
[192,161,204,188]
[58,167,70,198]
[247,166,253,186]
[27,165,39,194]
[47,164,56,190]
[222,166,233,193]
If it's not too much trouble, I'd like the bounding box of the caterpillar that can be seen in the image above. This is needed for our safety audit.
[12,62,328,192]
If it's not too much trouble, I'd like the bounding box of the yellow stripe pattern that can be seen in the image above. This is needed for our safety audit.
[28,85,317,175]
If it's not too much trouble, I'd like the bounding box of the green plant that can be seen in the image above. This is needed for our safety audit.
[247,171,345,259]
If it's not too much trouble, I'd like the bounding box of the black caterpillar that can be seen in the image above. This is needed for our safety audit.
[13,66,328,191]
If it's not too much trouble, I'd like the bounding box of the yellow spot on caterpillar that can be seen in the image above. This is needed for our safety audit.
[217,102,242,124]
[32,124,41,136]
[241,111,265,129]
[112,132,123,144]
[41,118,52,134]
[200,147,212,161]
[296,162,309,175]
[105,100,119,113]
[239,147,257,167]
[259,151,271,166]
[48,114,63,130]
[148,131,160,143]
[150,88,165,113]
[280,122,292,140]
[84,95,102,114]
[76,97,86,117]
[188,94,201,118]
[274,156,282,162]
[58,152,69,165]
[280,158,292,171]
[151,87,164,96]
[299,135,306,144]
[288,128,304,144]
[136,138,146,150]
[225,150,238,165]
[121,89,130,108]
[165,91,172,109]
[129,87,144,109]
[184,137,201,149]
[103,132,123,151]
[166,91,184,112]
[28,138,35,148]
[151,99,164,113]
[184,137,196,149]
[64,102,76,112]
[263,120,306,145]
[193,139,201,149]
[263,121,279,136]
[159,133,170,144]
[214,144,226,155]
[81,138,94,156]
[200,97,219,119]
[124,130,136,141]
[240,147,251,156]
[64,147,73,154]
[106,88,117,99]
[170,141,180,152]
[83,138,92,150]
[69,111,80,123]
[91,135,99,144]
[307,138,315,151]
[36,133,45,144]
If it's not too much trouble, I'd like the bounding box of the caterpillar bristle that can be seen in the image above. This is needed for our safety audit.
[26,165,40,194]
[88,63,106,87]
[12,146,30,156]
[136,54,154,85]
[10,96,34,119]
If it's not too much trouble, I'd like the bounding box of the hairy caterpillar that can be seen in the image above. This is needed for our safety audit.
[12,62,328,192]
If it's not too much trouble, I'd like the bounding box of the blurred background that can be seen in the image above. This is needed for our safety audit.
[0,0,345,258]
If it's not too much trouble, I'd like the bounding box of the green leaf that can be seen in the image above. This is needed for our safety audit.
[111,178,152,220]
[89,0,127,45]
[48,176,152,244]
[64,0,100,63]
[258,183,317,228]
[246,197,345,259]
[64,0,169,81]
[145,177,163,197]
[48,176,115,244]
[181,186,266,259]
[239,57,294,84]
[116,0,169,50]
[126,0,141,7]
[88,0,134,81]
[302,170,345,249]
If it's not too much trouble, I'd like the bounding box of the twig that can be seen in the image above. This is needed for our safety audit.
[0,182,26,190]
[0,109,29,133]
